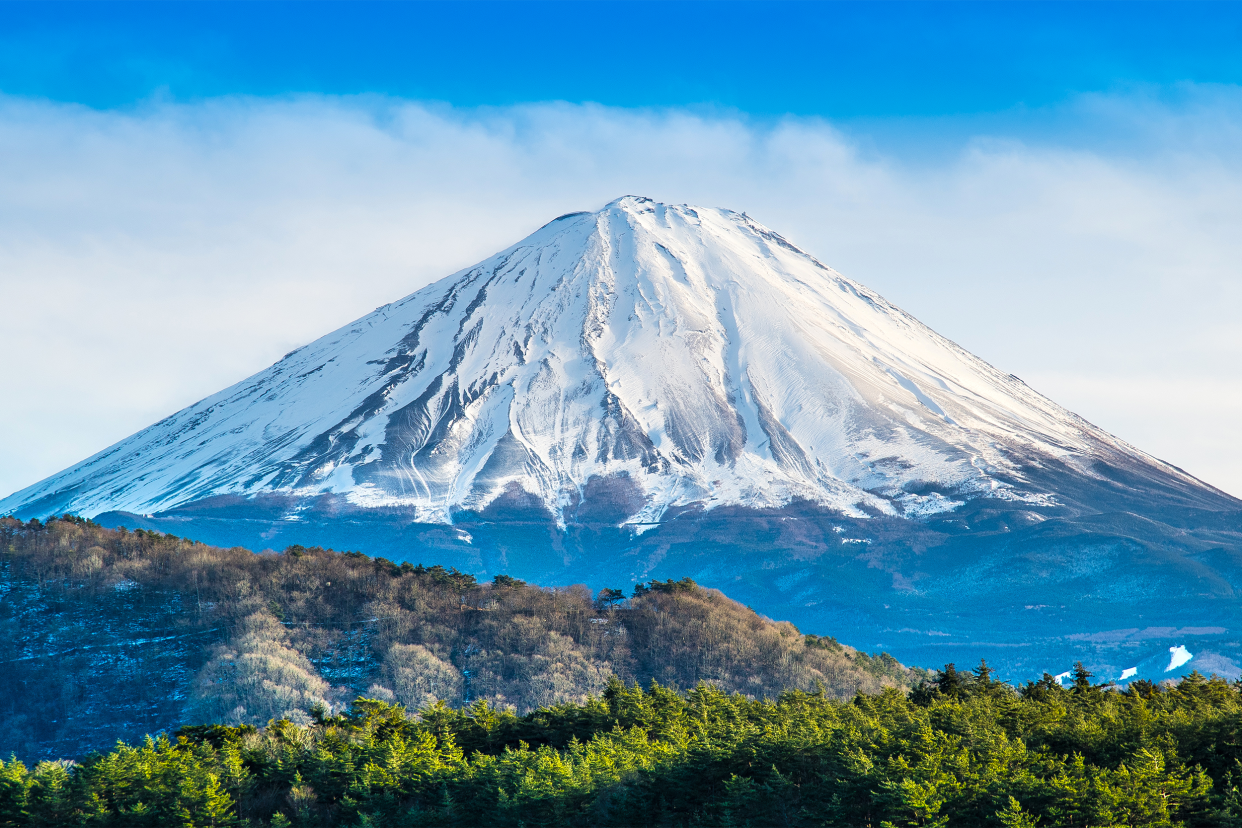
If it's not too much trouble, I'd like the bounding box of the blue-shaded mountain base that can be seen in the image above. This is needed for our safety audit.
[95,484,1242,686]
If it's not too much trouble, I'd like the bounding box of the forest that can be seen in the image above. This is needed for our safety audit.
[1,663,1241,826]
[6,517,1241,826]
[0,516,915,760]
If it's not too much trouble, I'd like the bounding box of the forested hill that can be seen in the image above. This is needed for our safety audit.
[0,517,919,761]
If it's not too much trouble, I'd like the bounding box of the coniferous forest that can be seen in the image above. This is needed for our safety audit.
[1,668,1241,826]
[3,518,1242,826]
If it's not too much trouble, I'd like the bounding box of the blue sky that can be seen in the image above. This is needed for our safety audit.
[4,2,1242,115]
[2,2,1242,501]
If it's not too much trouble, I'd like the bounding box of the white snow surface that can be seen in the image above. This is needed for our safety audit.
[0,197,1191,525]
[1166,645,1194,672]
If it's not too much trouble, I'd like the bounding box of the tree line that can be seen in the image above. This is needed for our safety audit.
[2,663,1241,826]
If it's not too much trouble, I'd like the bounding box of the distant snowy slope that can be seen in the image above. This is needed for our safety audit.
[0,197,1218,524]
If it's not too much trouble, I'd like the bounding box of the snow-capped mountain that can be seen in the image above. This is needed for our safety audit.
[0,197,1217,525]
[5,196,1241,682]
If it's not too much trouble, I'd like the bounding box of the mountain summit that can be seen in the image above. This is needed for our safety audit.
[4,197,1240,681]
[0,196,1219,524]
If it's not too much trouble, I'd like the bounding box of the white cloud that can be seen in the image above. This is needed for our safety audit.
[2,90,1241,498]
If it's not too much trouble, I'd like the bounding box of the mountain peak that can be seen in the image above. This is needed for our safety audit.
[605,194,655,208]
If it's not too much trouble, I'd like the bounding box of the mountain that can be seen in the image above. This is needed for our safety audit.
[4,196,1241,681]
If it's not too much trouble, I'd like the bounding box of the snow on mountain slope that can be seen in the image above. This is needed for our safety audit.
[0,197,1204,525]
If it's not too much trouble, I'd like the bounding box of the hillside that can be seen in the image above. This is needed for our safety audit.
[0,517,918,760]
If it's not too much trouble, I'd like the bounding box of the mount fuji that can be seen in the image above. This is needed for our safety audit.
[5,196,1241,680]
